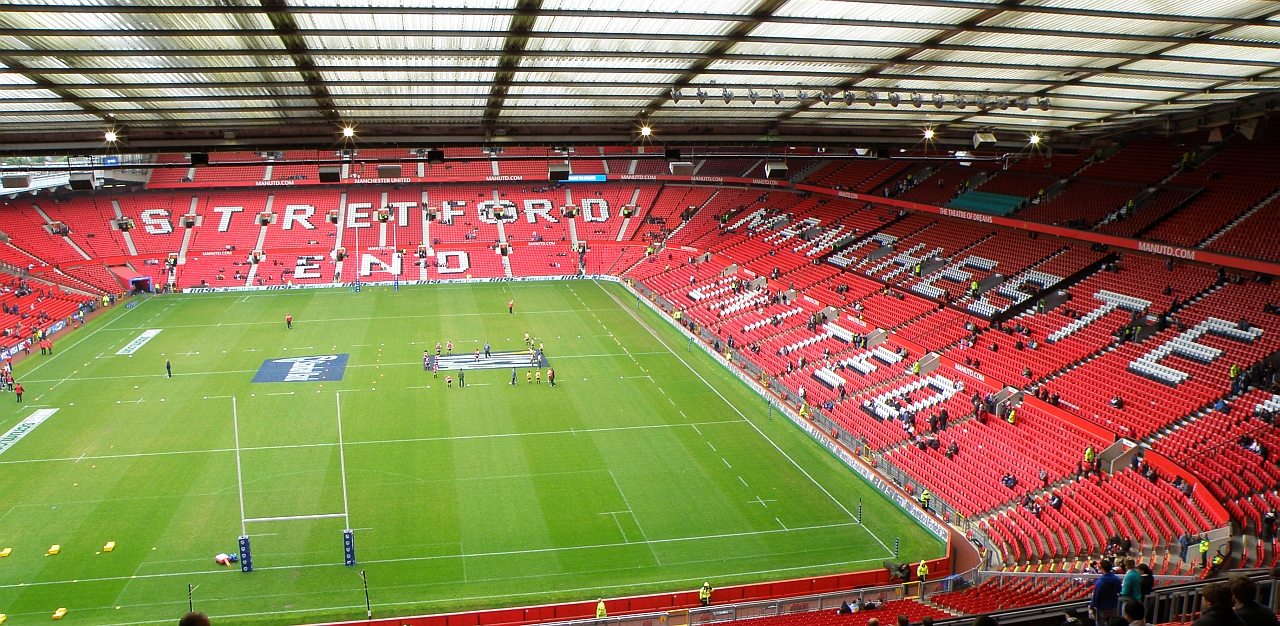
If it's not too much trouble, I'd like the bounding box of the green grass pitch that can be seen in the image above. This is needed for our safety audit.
[0,280,944,626]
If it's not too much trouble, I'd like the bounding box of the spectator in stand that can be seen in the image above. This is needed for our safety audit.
[1229,575,1276,626]
[1193,582,1245,626]
[1120,558,1142,604]
[973,616,996,626]
[1088,560,1122,626]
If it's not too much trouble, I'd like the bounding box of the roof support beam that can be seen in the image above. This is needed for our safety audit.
[483,0,543,130]
[259,0,340,126]
[0,56,114,128]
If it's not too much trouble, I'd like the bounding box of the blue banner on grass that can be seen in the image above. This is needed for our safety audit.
[252,354,349,383]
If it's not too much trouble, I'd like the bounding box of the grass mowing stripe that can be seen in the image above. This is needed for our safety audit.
[0,420,747,465]
[597,280,895,556]
[109,307,613,330]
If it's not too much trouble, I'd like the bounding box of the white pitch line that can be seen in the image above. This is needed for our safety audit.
[231,396,246,537]
[738,475,749,487]
[722,458,733,469]
[599,280,894,556]
[608,469,660,566]
[266,392,295,396]
[110,308,605,331]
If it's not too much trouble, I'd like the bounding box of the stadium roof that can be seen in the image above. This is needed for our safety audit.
[2,0,1279,155]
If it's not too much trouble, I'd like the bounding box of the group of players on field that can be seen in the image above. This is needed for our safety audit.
[421,332,555,388]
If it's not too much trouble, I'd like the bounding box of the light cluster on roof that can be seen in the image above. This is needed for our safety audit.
[671,87,1050,111]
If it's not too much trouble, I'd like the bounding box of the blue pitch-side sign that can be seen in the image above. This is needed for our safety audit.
[252,354,349,383]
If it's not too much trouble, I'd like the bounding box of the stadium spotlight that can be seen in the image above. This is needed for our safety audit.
[888,92,900,107]
[342,126,355,138]
[932,93,945,109]
[640,125,652,137]
[865,91,878,106]
[696,88,707,104]
[955,94,968,109]
[1029,134,1041,145]
[796,89,809,104]
[772,88,784,105]
[997,96,1010,110]
[670,87,682,103]
[820,91,831,106]
[1038,97,1051,111]
[923,128,935,140]
[843,90,856,106]
[910,92,923,108]
[104,130,117,143]
[747,88,759,104]
[722,87,733,104]
[1017,97,1030,111]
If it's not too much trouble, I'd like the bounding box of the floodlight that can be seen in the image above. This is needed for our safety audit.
[722,87,733,104]
[923,129,935,140]
[1029,134,1041,145]
[888,92,900,107]
[932,94,945,109]
[696,88,707,104]
[342,127,355,137]
[819,91,831,106]
[640,126,652,137]
[844,91,856,106]
[1017,98,1029,111]
[670,87,682,103]
[997,97,1009,110]
[796,89,808,104]
[747,89,759,104]
[772,89,784,105]
[956,94,968,109]
[910,92,923,108]
[104,131,117,143]
[1038,97,1051,111]
[865,91,878,107]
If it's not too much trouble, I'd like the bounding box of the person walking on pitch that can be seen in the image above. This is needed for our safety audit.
[285,314,292,329]
[166,359,172,378]
[511,367,518,385]
[508,299,514,314]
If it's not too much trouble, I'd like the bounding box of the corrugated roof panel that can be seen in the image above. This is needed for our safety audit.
[284,0,517,7]
[515,70,683,83]
[329,85,486,96]
[0,113,103,123]
[705,59,873,76]
[321,70,498,82]
[292,11,511,32]
[981,10,1207,38]
[1218,25,1280,42]
[526,37,714,54]
[510,98,653,108]
[907,65,1064,81]
[335,98,488,108]
[1050,84,1183,101]
[533,15,737,36]
[1025,0,1274,19]
[791,109,963,122]
[0,87,63,100]
[938,30,1171,55]
[0,100,87,112]
[518,56,692,71]
[547,0,761,13]
[1081,74,1217,90]
[750,22,943,43]
[856,78,1043,93]
[305,34,507,50]
[728,41,902,60]
[0,73,39,86]
[775,0,991,24]
[0,8,276,30]
[1031,96,1135,110]
[1173,42,1280,63]
[9,35,285,51]
[690,72,847,87]
[908,48,1123,69]
[506,85,664,97]
[314,55,498,68]
[1123,58,1262,77]
[958,114,1083,128]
